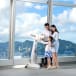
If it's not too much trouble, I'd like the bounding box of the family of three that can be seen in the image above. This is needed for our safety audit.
[41,23,59,69]
[28,23,59,69]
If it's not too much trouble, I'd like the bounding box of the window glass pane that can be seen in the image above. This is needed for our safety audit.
[53,0,74,3]
[15,1,47,59]
[52,6,76,56]
[16,0,48,3]
[0,0,10,59]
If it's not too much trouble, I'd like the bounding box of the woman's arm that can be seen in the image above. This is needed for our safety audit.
[52,32,59,41]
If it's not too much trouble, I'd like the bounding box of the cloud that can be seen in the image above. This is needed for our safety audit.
[34,5,46,10]
[0,0,7,10]
[53,7,76,29]
[69,8,76,23]
[53,10,69,26]
[0,0,10,42]
[24,2,33,7]
[0,28,8,35]
[70,26,76,32]
[24,2,46,10]
[15,12,47,41]
[53,7,76,43]
[1,0,76,43]
[60,27,76,33]
[40,16,47,24]
[0,0,47,42]
[53,8,76,25]
[60,28,67,33]
[73,0,76,4]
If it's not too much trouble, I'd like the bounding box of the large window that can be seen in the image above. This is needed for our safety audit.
[52,6,76,56]
[0,0,76,65]
[0,0,10,59]
[15,1,48,59]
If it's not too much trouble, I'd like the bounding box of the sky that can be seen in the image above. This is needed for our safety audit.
[0,0,76,43]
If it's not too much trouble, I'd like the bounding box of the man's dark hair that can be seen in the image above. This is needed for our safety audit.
[44,23,49,26]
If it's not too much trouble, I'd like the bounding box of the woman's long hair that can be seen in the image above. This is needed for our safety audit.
[51,25,59,34]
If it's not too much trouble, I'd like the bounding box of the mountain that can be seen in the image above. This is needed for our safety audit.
[0,39,76,58]
[59,39,76,56]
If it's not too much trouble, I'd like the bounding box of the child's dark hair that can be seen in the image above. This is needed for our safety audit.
[51,24,59,34]
[49,36,53,42]
[44,23,49,26]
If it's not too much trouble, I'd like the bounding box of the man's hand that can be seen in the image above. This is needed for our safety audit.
[30,34,36,37]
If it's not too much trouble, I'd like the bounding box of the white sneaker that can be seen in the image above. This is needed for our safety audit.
[47,65,52,69]
[51,66,56,69]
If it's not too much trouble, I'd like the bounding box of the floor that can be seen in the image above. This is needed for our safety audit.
[0,62,76,76]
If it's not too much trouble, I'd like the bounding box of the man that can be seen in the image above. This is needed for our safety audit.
[40,23,52,67]
[43,23,51,40]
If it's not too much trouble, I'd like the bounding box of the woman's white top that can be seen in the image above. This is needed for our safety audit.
[52,32,59,53]
[52,32,59,41]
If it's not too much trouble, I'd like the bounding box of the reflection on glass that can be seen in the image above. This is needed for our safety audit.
[52,6,76,56]
[15,1,47,59]
[53,0,74,3]
[0,0,10,59]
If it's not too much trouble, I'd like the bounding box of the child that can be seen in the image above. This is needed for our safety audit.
[41,36,55,69]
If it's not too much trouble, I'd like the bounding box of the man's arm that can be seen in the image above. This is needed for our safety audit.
[40,41,48,44]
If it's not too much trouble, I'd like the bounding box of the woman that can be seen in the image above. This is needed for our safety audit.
[51,25,59,68]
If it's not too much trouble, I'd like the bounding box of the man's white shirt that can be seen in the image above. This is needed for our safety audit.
[43,29,51,37]
[42,29,52,41]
